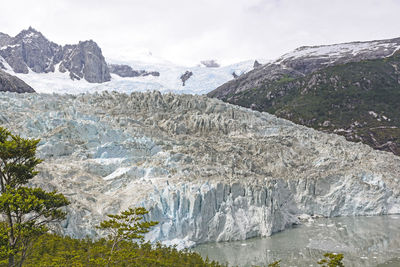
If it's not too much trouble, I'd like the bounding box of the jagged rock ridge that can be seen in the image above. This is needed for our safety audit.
[0,91,398,248]
[0,27,110,83]
[58,41,111,83]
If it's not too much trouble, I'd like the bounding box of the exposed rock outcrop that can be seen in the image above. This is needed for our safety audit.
[0,69,35,93]
[0,32,12,47]
[109,64,160,78]
[58,41,111,83]
[180,71,193,86]
[253,60,261,68]
[201,60,220,68]
[0,91,398,248]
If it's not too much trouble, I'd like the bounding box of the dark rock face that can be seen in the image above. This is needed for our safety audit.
[143,71,160,77]
[0,33,12,47]
[58,41,111,83]
[0,27,61,74]
[232,72,239,79]
[253,60,262,68]
[200,60,220,68]
[109,64,160,78]
[0,27,111,83]
[0,69,35,93]
[180,71,193,86]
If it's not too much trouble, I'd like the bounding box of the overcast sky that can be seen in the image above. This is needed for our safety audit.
[1,0,399,66]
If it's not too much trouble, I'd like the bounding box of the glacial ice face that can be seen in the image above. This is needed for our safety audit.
[0,91,399,247]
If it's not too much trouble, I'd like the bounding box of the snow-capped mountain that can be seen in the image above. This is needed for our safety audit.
[0,27,110,83]
[209,37,400,98]
[0,27,262,95]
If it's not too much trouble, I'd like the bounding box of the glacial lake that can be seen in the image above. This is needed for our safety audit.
[193,215,400,267]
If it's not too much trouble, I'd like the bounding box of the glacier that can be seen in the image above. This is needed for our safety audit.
[0,91,399,248]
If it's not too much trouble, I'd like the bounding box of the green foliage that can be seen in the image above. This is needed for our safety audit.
[23,233,225,267]
[277,75,296,84]
[318,253,345,267]
[268,259,281,266]
[0,127,69,266]
[98,207,158,243]
[97,207,159,264]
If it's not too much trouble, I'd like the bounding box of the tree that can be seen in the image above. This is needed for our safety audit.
[98,207,158,264]
[268,260,281,267]
[318,253,345,267]
[0,127,69,267]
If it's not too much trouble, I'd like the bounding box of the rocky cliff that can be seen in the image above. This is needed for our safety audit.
[58,41,111,83]
[0,69,35,93]
[0,27,110,83]
[0,91,398,248]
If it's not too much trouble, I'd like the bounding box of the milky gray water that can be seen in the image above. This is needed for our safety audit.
[193,215,400,267]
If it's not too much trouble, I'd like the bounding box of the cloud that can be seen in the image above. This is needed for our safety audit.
[1,0,399,66]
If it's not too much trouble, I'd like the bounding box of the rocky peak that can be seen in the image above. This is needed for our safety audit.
[0,28,111,83]
[253,60,262,68]
[14,26,43,42]
[0,27,61,74]
[58,40,111,83]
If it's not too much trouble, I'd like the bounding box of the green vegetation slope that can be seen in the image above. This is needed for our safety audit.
[209,52,400,156]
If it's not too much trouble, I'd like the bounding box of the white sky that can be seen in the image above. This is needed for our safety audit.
[1,0,399,66]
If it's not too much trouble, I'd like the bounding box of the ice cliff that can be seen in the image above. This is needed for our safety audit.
[0,91,399,248]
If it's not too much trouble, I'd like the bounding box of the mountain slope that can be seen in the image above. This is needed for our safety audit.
[209,50,400,155]
[0,69,34,93]
[209,37,400,99]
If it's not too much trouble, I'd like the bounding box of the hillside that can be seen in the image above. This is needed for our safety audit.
[0,69,34,93]
[209,44,400,155]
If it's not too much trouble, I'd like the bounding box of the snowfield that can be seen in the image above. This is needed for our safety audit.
[1,53,261,95]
